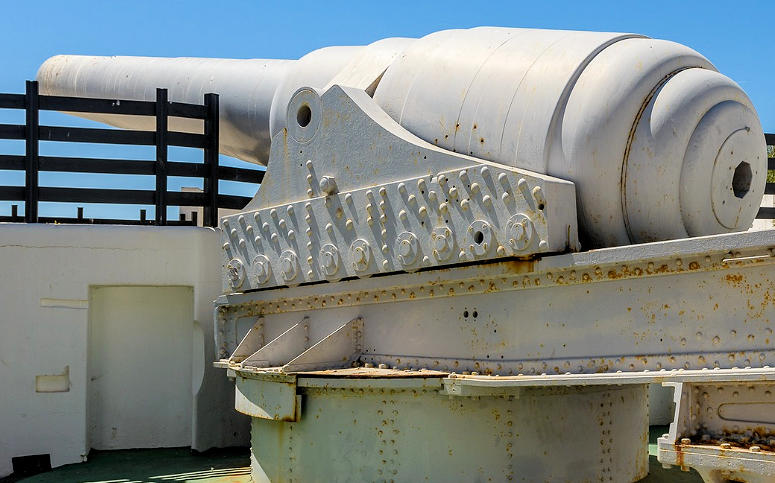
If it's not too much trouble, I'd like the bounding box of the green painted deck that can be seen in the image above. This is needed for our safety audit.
[4,427,702,482]
[14,447,250,483]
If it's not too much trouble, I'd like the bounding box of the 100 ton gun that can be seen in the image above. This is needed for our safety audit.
[40,27,774,481]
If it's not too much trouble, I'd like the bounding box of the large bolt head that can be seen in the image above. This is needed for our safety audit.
[319,244,340,276]
[226,258,245,289]
[506,213,535,252]
[279,250,298,281]
[349,239,372,273]
[251,254,271,285]
[395,232,419,266]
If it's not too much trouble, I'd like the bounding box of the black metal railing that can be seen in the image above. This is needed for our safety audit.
[761,133,775,219]
[0,80,263,227]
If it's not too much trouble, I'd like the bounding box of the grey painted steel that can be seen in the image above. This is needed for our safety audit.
[242,375,648,482]
[219,85,578,289]
[36,26,775,481]
[38,27,765,246]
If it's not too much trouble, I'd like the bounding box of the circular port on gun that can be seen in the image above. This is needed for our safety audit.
[296,104,312,127]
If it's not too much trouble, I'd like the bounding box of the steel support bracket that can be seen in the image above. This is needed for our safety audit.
[282,317,363,373]
[234,371,301,422]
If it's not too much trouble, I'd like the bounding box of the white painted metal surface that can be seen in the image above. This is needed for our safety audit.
[35,26,774,482]
[37,26,766,246]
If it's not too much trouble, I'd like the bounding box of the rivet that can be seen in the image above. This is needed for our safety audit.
[306,189,314,197]
[344,193,352,203]
[439,203,448,213]
[497,173,507,183]
[306,174,313,185]
[379,200,386,212]
[305,159,313,170]
[471,183,480,193]
[480,166,489,177]
[319,176,338,195]
[438,174,447,186]
[449,187,458,199]
[379,187,387,197]
[496,245,506,256]
[417,179,427,191]
[407,194,417,205]
[270,208,277,219]
[279,219,287,230]
[419,206,427,217]
[305,214,312,224]
[270,233,278,242]
[287,230,295,239]
[325,223,333,232]
[502,192,510,202]
[382,260,389,269]
[367,216,374,225]
[381,244,389,254]
[482,195,492,205]
[429,190,437,201]
[399,210,407,220]
[345,219,354,230]
[230,228,237,238]
[398,182,406,194]
[458,171,469,183]
[246,225,254,236]
[460,199,470,210]
[222,242,230,251]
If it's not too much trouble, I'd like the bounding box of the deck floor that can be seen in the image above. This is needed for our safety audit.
[4,427,701,482]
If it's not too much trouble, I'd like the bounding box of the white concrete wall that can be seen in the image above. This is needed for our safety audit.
[0,224,248,477]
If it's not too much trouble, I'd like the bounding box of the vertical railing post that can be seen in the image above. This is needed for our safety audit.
[203,93,219,228]
[24,80,39,223]
[155,88,168,225]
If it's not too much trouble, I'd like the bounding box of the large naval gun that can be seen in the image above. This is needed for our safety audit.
[39,27,774,482]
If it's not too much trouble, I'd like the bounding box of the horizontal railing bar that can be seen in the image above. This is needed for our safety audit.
[0,154,25,170]
[757,207,775,219]
[38,216,194,226]
[39,187,155,204]
[168,131,207,148]
[218,165,265,183]
[217,194,252,210]
[38,156,156,175]
[168,161,207,178]
[0,156,265,183]
[168,102,207,119]
[0,215,194,226]
[0,185,24,201]
[39,125,155,145]
[0,123,25,139]
[0,93,25,109]
[39,95,155,116]
[168,191,205,206]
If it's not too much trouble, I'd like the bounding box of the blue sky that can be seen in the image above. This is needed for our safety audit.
[0,0,773,220]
